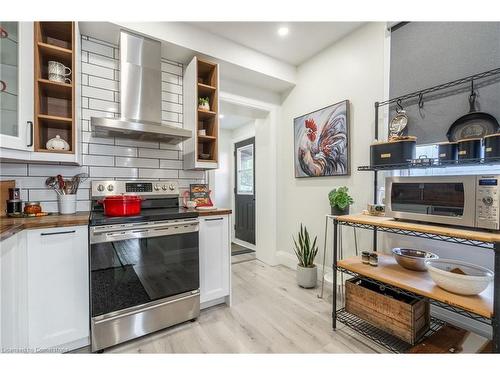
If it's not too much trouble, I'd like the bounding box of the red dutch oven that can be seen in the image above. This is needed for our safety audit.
[99,195,143,216]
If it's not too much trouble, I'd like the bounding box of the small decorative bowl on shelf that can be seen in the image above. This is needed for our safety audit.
[199,153,211,160]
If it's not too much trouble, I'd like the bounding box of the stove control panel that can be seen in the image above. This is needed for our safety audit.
[91,180,179,198]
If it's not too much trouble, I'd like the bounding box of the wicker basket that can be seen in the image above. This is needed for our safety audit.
[345,277,430,344]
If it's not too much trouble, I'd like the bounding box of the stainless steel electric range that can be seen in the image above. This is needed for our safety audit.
[89,180,200,352]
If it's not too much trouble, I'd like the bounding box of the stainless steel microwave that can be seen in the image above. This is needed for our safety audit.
[385,175,500,230]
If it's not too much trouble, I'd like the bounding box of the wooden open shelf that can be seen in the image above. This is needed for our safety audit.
[198,82,217,96]
[338,254,493,318]
[335,214,500,245]
[34,22,75,154]
[198,135,217,143]
[197,109,217,121]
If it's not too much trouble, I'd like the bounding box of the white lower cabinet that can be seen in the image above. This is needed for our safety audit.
[26,225,89,351]
[199,215,231,308]
[1,225,89,353]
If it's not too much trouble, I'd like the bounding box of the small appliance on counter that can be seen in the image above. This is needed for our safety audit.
[370,136,416,167]
[386,174,500,230]
[89,180,200,352]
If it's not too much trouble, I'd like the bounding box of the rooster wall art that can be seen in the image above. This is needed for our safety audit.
[294,100,350,177]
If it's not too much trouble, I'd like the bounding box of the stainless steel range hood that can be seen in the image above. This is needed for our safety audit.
[91,31,191,144]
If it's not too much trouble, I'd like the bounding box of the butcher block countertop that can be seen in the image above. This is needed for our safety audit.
[196,208,232,216]
[0,212,90,241]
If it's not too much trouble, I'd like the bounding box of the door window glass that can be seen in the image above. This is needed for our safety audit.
[0,22,19,137]
[237,144,254,195]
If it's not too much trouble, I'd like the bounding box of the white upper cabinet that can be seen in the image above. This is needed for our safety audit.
[0,22,34,152]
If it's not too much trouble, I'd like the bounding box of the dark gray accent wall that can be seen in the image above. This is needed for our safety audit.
[389,22,500,144]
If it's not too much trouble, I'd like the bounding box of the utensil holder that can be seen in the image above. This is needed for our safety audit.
[58,194,76,214]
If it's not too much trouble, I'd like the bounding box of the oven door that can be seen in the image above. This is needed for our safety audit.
[385,175,476,227]
[89,219,199,318]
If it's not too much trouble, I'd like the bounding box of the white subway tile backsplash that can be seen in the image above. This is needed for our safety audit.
[115,157,159,168]
[0,35,205,213]
[90,166,138,178]
[162,81,182,94]
[82,85,114,101]
[179,170,206,179]
[82,39,114,58]
[88,76,119,91]
[159,159,183,169]
[89,144,137,157]
[162,101,182,114]
[139,169,178,179]
[0,163,28,176]
[88,98,119,113]
[138,148,178,159]
[161,62,183,76]
[82,154,115,166]
[88,53,118,70]
[28,164,88,177]
[82,62,114,80]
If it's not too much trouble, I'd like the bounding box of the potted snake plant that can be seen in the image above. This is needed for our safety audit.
[293,224,319,288]
[328,186,354,216]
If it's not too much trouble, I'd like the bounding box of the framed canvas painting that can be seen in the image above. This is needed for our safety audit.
[294,100,350,177]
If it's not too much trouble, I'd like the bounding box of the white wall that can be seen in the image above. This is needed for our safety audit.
[276,23,387,266]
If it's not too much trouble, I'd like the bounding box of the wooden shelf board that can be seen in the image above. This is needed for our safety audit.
[37,114,73,124]
[198,135,217,143]
[197,158,217,163]
[37,42,73,57]
[197,82,217,96]
[38,79,72,99]
[336,214,500,245]
[35,148,74,154]
[197,109,217,121]
[338,254,493,319]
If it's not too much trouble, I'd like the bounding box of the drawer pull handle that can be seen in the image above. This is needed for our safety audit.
[27,121,33,147]
[41,230,76,236]
[204,217,223,221]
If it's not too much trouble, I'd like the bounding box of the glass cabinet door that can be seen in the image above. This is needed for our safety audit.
[0,22,32,151]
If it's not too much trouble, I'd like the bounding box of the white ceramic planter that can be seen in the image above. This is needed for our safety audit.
[297,265,317,288]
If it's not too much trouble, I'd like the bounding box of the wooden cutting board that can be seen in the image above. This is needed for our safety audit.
[0,180,16,216]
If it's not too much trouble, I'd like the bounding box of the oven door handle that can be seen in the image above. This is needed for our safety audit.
[91,220,199,243]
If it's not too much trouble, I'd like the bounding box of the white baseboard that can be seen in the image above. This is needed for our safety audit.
[232,238,256,251]
[200,297,229,310]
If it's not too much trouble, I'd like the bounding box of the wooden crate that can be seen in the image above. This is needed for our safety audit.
[345,277,430,345]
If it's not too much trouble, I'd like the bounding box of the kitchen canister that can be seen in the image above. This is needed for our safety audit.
[457,138,482,161]
[483,133,500,161]
[58,194,77,214]
[437,141,458,162]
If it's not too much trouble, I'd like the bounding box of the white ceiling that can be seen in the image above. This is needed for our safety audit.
[219,100,269,130]
[190,22,364,65]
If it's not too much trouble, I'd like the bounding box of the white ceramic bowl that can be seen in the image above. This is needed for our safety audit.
[425,259,494,296]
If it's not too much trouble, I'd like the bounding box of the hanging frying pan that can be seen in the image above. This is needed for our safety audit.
[446,81,499,142]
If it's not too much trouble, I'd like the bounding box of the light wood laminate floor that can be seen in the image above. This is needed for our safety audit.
[101,259,382,353]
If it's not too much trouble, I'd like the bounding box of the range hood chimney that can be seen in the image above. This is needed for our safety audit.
[91,31,191,144]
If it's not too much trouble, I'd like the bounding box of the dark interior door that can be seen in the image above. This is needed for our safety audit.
[234,137,255,244]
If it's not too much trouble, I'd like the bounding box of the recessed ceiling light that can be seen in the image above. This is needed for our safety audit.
[219,114,224,119]
[277,26,289,37]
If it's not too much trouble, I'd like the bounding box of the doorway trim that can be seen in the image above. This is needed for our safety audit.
[209,91,279,266]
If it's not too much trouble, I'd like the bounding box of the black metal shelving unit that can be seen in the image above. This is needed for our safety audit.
[332,67,500,353]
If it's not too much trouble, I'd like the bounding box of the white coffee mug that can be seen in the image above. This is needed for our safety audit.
[48,73,71,84]
[48,60,71,77]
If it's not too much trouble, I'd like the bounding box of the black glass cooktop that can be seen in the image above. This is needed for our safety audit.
[90,197,198,226]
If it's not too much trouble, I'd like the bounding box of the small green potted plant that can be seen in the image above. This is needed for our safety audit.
[328,186,353,216]
[293,224,319,288]
[198,97,210,111]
